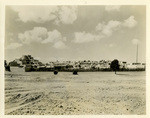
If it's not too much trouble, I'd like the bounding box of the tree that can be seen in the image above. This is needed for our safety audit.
[110,59,120,74]
[4,60,7,66]
[4,60,11,72]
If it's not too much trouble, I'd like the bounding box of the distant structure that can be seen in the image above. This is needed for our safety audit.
[126,42,146,70]
[8,55,146,72]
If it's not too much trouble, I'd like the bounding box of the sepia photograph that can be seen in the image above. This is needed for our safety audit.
[4,5,146,115]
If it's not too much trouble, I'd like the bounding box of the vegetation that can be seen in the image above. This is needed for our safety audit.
[54,70,58,75]
[73,70,78,75]
[4,60,11,72]
[9,60,20,67]
[110,59,120,74]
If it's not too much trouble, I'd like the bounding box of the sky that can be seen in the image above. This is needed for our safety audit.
[5,5,146,63]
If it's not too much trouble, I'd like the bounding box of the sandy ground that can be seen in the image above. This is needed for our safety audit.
[5,67,146,115]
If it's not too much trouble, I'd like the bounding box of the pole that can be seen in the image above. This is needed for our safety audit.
[136,44,138,63]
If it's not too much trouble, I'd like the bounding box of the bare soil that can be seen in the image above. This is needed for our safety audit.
[5,67,146,115]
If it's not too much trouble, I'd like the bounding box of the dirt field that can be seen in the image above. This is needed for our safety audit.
[5,67,146,115]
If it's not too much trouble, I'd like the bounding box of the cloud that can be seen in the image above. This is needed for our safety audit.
[73,15,137,44]
[95,20,121,37]
[11,6,58,23]
[105,6,121,12]
[96,16,137,36]
[57,6,78,24]
[18,27,48,44]
[18,27,67,49]
[95,22,105,31]
[11,6,78,24]
[101,20,121,36]
[74,32,95,43]
[53,41,67,49]
[132,39,140,45]
[73,31,103,43]
[41,30,62,44]
[6,43,22,49]
[122,16,137,28]
[108,43,116,48]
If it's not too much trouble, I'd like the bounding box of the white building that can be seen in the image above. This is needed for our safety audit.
[126,63,145,69]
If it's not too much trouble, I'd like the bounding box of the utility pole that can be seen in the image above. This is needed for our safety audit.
[136,43,138,63]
